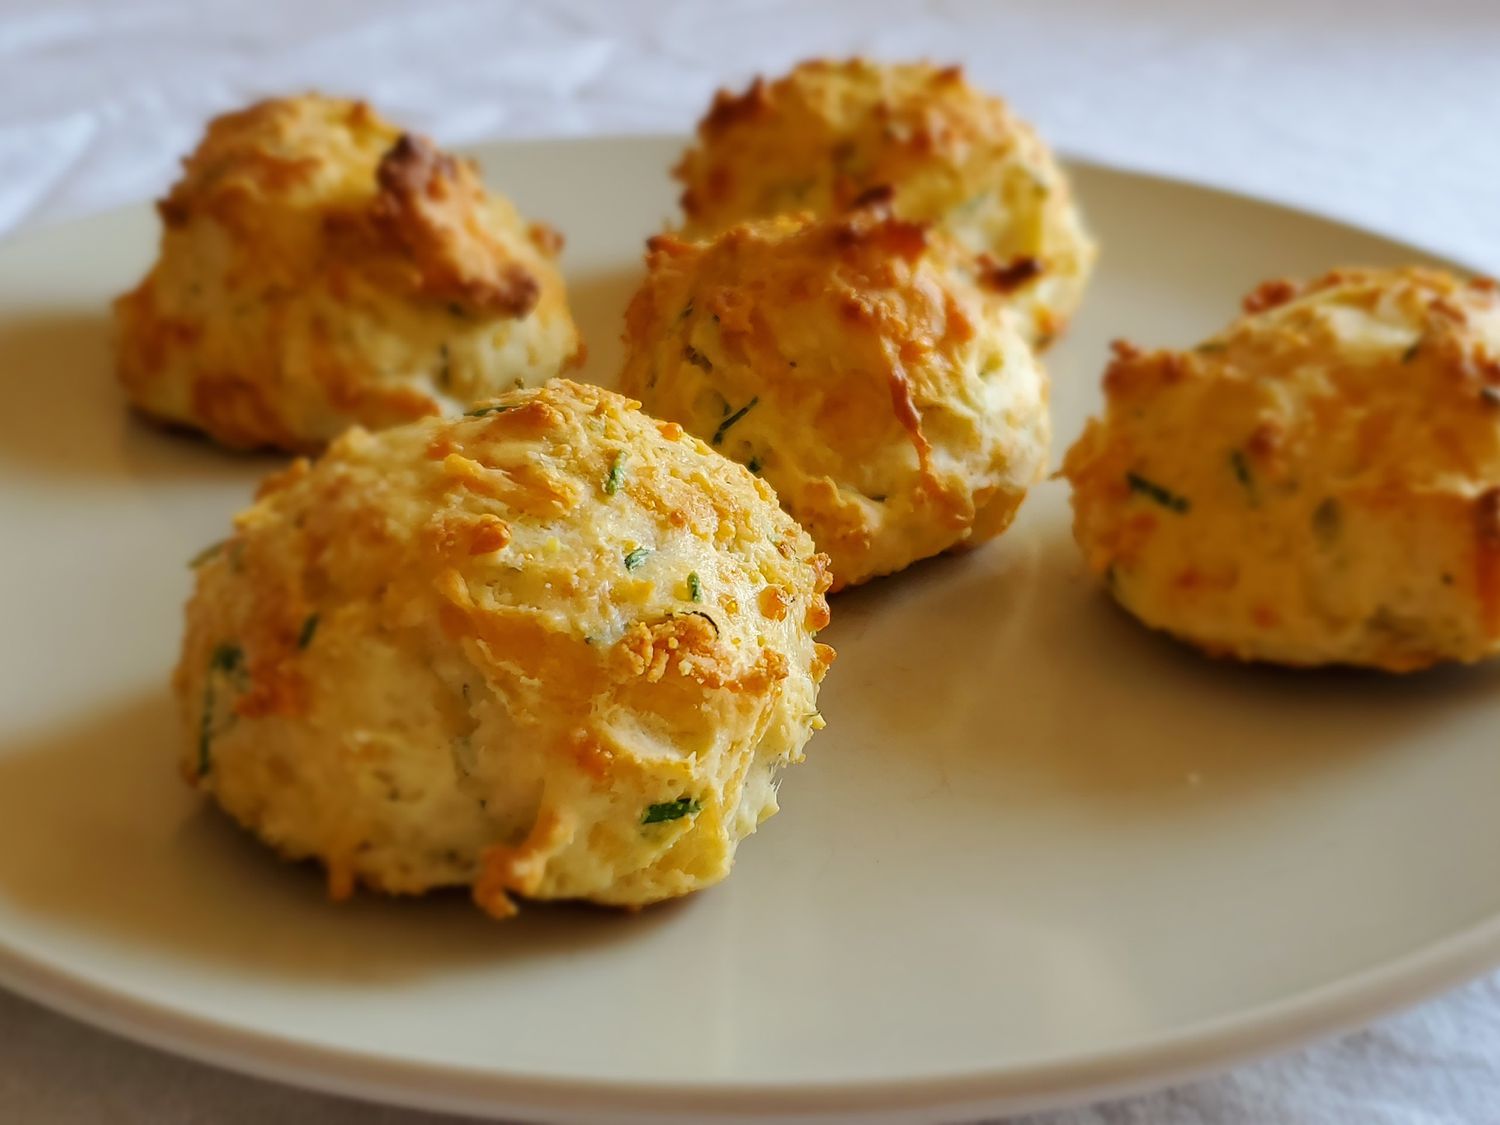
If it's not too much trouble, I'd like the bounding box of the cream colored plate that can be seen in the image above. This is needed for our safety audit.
[0,136,1497,1124]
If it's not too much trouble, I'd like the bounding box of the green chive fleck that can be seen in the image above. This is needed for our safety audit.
[210,642,243,673]
[624,547,652,572]
[1312,498,1342,544]
[643,797,701,824]
[297,614,319,650]
[197,694,214,777]
[1230,449,1253,490]
[1126,472,1190,513]
[676,302,694,323]
[465,403,512,418]
[198,642,245,776]
[687,572,702,602]
[188,540,226,568]
[712,397,759,446]
[684,344,713,371]
[1196,341,1229,354]
[603,453,626,496]
[1402,339,1422,363]
[747,456,762,474]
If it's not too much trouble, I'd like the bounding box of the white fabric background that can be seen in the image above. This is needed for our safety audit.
[2,1,1499,1121]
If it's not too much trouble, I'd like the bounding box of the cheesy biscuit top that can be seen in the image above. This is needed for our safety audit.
[177,379,834,915]
[115,94,582,452]
[673,58,1096,347]
[621,209,1050,589]
[1063,267,1500,671]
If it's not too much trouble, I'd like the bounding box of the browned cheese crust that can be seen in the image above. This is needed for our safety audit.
[115,95,582,452]
[621,207,1050,589]
[672,58,1096,348]
[1063,267,1500,671]
[177,379,833,915]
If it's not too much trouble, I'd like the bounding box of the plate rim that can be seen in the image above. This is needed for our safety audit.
[1,135,1495,1122]
[4,907,1500,1121]
[1,133,1489,281]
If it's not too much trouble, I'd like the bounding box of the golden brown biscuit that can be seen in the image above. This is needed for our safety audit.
[673,58,1095,347]
[176,379,834,916]
[619,208,1050,590]
[115,94,582,452]
[1063,267,1500,671]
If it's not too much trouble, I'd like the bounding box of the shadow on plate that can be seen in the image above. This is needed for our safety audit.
[566,263,643,391]
[0,691,683,984]
[818,512,1500,817]
[0,311,287,483]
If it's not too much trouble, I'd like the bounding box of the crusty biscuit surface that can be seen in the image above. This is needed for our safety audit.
[620,209,1050,590]
[1063,267,1500,671]
[115,94,581,452]
[176,379,834,915]
[673,58,1096,347]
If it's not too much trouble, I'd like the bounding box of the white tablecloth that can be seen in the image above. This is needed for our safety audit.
[2,2,1499,1121]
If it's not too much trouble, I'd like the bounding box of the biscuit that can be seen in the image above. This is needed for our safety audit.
[115,95,582,452]
[620,209,1050,590]
[1063,267,1500,671]
[673,58,1095,347]
[176,379,834,915]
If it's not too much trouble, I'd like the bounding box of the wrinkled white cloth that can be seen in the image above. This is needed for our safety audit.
[2,0,1498,268]
[2,2,1500,1122]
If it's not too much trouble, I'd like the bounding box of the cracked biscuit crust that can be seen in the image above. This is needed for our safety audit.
[115,95,582,452]
[620,208,1050,590]
[672,58,1096,347]
[1063,267,1500,671]
[176,379,833,915]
